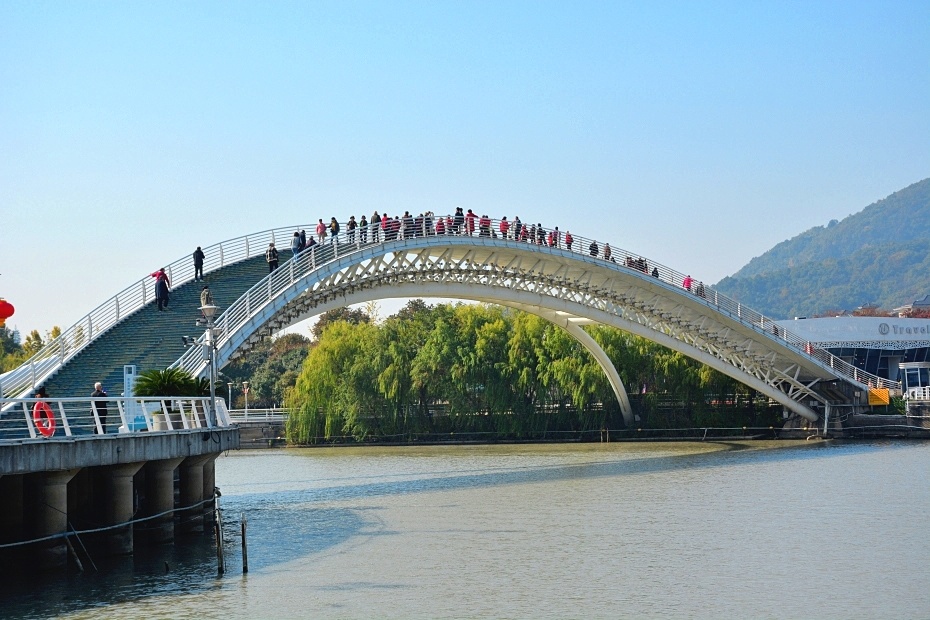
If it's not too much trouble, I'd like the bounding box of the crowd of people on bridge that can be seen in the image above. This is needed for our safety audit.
[161,210,708,306]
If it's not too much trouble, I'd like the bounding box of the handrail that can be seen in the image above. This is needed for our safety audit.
[0,396,232,441]
[2,214,898,397]
[0,225,312,398]
[226,408,289,422]
[169,214,898,393]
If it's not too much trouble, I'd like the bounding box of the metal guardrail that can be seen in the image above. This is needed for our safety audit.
[0,396,233,442]
[2,214,898,397]
[172,215,897,393]
[226,408,289,423]
[0,225,313,398]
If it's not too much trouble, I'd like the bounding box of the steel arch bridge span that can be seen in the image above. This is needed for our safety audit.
[174,235,878,423]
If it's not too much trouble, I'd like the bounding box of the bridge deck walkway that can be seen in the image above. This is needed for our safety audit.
[40,253,292,397]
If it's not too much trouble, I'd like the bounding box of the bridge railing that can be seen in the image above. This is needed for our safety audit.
[0,225,313,398]
[227,408,289,423]
[0,396,233,442]
[172,214,897,393]
[5,214,897,396]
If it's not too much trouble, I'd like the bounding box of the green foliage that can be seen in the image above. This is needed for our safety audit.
[134,368,204,397]
[285,302,767,443]
[311,306,370,340]
[222,332,311,407]
[717,179,930,318]
[22,330,44,356]
[0,327,26,371]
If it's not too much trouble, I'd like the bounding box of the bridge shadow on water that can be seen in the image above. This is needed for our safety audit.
[0,439,904,618]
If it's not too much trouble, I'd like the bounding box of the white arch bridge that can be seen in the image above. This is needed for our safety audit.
[3,219,897,425]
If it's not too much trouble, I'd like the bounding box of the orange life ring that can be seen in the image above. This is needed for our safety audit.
[33,401,56,437]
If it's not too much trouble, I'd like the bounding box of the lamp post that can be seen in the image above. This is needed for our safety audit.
[200,304,219,428]
[242,381,249,419]
[227,382,234,409]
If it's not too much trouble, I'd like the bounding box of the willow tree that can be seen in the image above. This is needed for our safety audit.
[286,320,383,443]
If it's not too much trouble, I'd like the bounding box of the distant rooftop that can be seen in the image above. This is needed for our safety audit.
[775,316,930,350]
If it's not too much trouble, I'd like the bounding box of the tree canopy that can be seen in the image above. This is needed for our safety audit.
[285,301,776,443]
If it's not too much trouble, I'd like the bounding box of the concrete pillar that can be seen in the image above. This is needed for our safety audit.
[0,475,24,543]
[0,475,24,571]
[139,458,183,545]
[102,462,145,555]
[178,455,210,534]
[202,455,218,531]
[31,469,80,570]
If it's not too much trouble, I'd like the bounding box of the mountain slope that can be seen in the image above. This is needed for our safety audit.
[716,178,930,318]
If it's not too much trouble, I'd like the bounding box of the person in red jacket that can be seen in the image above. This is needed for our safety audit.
[150,268,170,311]
[499,216,510,238]
[465,209,477,235]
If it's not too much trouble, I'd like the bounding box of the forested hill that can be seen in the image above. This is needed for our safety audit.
[715,178,930,318]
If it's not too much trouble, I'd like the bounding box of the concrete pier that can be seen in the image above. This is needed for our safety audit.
[30,469,80,570]
[178,455,210,534]
[141,458,184,544]
[103,463,145,554]
[0,427,238,572]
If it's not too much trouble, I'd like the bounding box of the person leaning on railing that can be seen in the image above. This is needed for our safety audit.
[91,381,108,434]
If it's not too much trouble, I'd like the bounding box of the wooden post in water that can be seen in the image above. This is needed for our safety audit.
[241,513,249,574]
[214,492,225,575]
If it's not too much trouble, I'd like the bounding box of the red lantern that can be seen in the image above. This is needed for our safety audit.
[0,299,14,328]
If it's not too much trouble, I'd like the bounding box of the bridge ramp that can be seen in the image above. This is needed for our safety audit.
[40,254,290,397]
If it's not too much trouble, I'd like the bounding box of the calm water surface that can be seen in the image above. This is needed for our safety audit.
[4,440,929,619]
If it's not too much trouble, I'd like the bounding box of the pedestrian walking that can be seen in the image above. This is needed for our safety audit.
[266,243,279,272]
[193,246,205,281]
[347,215,357,243]
[371,211,381,242]
[151,268,170,310]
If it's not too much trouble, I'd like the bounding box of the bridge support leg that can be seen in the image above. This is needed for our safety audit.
[139,458,184,545]
[30,469,80,570]
[179,455,211,534]
[103,462,145,555]
[560,321,635,426]
[202,455,218,531]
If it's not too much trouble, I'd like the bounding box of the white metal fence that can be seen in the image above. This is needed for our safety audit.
[172,215,898,392]
[2,215,899,398]
[226,408,289,423]
[0,396,233,441]
[0,225,313,398]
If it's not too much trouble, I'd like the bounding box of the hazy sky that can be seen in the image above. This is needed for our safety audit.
[2,1,928,338]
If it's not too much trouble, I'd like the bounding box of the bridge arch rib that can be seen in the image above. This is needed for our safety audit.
[173,232,887,423]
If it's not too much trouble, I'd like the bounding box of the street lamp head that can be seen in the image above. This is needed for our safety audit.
[200,304,219,320]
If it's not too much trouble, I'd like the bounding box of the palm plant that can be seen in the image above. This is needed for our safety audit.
[134,368,200,397]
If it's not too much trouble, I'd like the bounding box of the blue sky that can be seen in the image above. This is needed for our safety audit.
[2,0,928,337]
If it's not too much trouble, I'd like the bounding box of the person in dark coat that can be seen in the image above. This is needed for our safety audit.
[265,243,279,272]
[193,246,205,281]
[92,382,108,434]
[151,268,170,310]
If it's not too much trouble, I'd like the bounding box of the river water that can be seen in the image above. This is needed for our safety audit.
[3,440,928,619]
